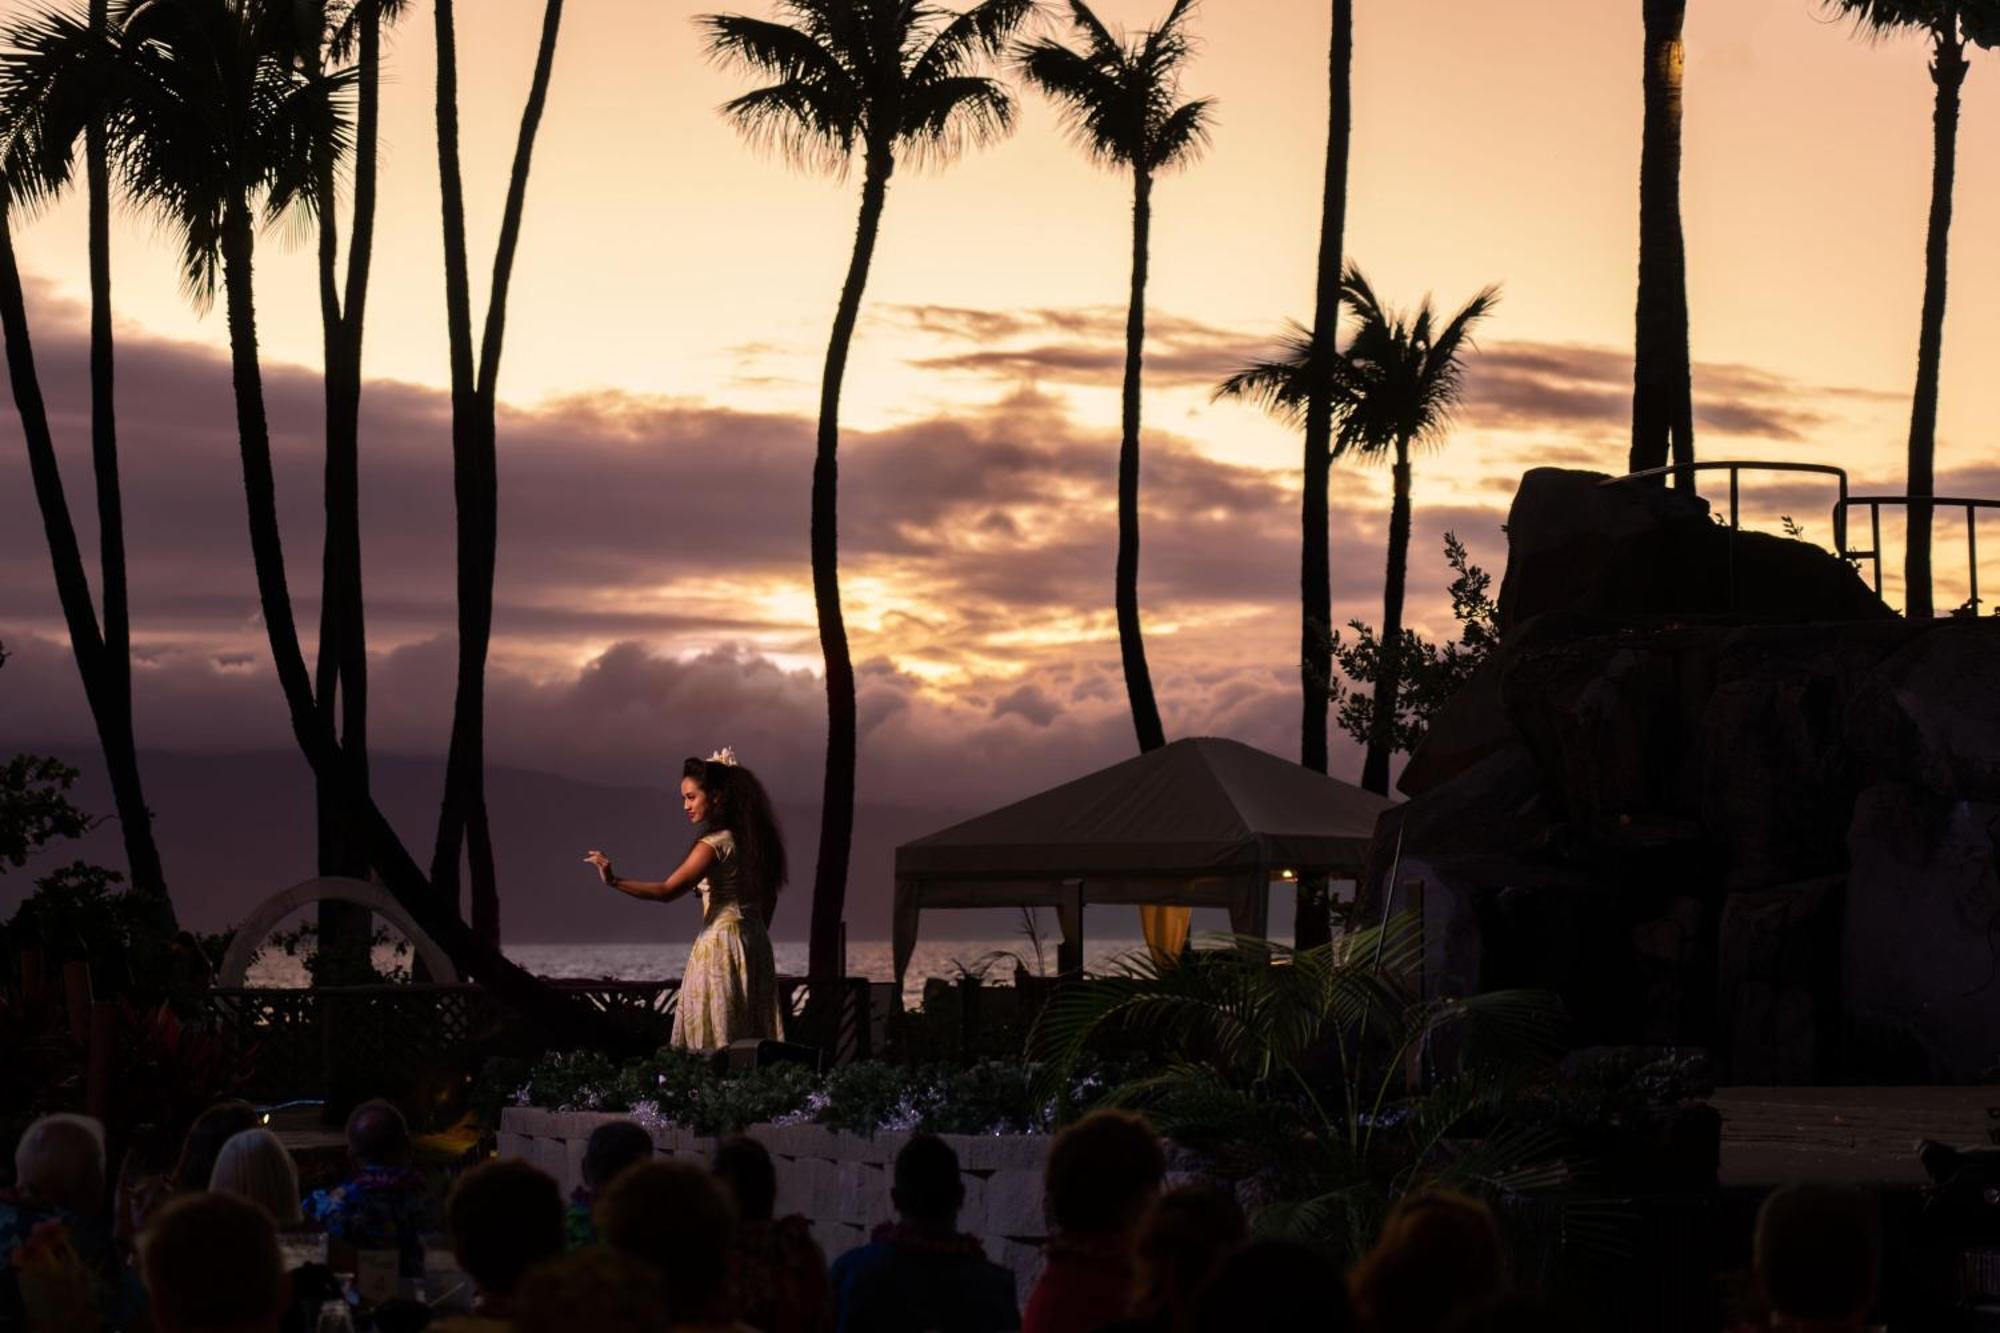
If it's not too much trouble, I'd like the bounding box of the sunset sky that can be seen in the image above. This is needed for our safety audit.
[4,0,1999,935]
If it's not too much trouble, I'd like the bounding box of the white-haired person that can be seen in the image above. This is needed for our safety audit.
[585,748,789,1051]
[2,1113,145,1327]
[208,1128,304,1229]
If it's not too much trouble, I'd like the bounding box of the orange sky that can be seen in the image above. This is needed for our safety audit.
[7,0,2000,700]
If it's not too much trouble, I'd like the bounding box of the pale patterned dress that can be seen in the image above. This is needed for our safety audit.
[670,829,784,1051]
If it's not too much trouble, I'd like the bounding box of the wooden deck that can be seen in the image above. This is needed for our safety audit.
[1714,1085,2000,1187]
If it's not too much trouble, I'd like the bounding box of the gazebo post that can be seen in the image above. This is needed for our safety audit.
[1056,880,1084,976]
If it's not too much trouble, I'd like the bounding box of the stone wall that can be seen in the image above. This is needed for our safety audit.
[498,1107,1052,1301]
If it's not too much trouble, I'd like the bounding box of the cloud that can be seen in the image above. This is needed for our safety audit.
[892,304,1259,390]
[890,301,1883,448]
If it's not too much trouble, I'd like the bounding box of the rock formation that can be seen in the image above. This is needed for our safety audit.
[1362,468,2000,1083]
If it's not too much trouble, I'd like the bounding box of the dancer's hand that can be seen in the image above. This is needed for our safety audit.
[584,850,615,885]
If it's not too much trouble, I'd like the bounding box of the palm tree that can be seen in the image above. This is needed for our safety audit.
[1827,2,1999,618]
[1218,267,1497,796]
[702,0,1033,981]
[73,0,613,1044]
[0,0,173,928]
[1301,0,1353,784]
[266,0,408,971]
[1018,0,1214,755]
[429,0,565,948]
[1629,0,1695,488]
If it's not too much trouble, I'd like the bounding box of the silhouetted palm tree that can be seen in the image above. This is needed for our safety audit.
[429,0,565,948]
[0,0,172,926]
[1300,0,1352,785]
[1018,0,1213,755]
[1827,1,1999,618]
[703,0,1032,981]
[1629,0,1694,488]
[284,1,404,892]
[1218,267,1497,796]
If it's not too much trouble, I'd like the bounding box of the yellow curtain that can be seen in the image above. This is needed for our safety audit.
[1139,905,1191,964]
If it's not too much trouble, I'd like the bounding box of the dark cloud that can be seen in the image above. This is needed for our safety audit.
[893,304,1258,390]
[891,302,1878,448]
[1460,340,1887,443]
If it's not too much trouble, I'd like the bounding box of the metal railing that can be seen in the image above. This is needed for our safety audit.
[1835,495,2000,612]
[1606,461,2000,613]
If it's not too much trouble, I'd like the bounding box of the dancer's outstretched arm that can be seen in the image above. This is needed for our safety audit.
[584,842,715,904]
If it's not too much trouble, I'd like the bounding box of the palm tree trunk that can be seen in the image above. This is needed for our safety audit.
[1360,443,1412,796]
[805,149,892,982]
[217,201,622,1048]
[431,0,564,947]
[1119,168,1167,754]
[1630,0,1694,489]
[1904,23,1965,620]
[0,212,172,934]
[83,0,170,922]
[313,3,383,968]
[1296,0,1354,952]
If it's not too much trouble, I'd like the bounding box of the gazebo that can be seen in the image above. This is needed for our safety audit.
[893,736,1394,984]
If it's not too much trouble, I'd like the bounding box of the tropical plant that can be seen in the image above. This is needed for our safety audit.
[1217,267,1497,796]
[0,0,173,928]
[1027,918,1569,1257]
[1321,532,1499,760]
[1825,0,2000,617]
[1017,0,1214,756]
[701,0,1033,980]
[428,0,566,947]
[1629,0,1695,489]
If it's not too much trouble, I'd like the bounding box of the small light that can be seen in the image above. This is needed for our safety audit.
[260,1113,271,1125]
[1279,869,1296,881]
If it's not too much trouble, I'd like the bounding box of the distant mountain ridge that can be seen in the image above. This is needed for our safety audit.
[7,748,992,943]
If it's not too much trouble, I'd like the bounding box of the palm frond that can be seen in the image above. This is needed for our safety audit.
[0,4,107,208]
[909,0,1035,83]
[1061,0,1123,62]
[1015,37,1132,167]
[897,73,1015,168]
[700,12,853,88]
[718,80,858,172]
[1146,94,1211,171]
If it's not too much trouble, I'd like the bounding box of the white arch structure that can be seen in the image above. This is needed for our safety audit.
[214,876,461,987]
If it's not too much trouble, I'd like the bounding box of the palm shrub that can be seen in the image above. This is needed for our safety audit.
[1027,916,1569,1259]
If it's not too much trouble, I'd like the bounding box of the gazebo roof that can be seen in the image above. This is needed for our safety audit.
[896,735,1394,882]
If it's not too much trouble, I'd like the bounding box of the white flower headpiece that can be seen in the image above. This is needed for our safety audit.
[707,746,740,767]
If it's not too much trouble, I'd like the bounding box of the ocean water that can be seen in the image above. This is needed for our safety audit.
[243,937,1157,1010]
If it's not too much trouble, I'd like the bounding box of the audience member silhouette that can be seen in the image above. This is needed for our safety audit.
[432,1159,566,1331]
[172,1101,261,1193]
[209,1129,304,1228]
[1,1113,144,1328]
[513,1247,673,1333]
[1194,1238,1354,1333]
[141,1192,287,1333]
[1021,1109,1165,1333]
[568,1119,654,1249]
[712,1135,832,1333]
[1098,1183,1246,1333]
[1347,1190,1507,1333]
[303,1099,433,1276]
[599,1159,749,1331]
[829,1133,1018,1333]
[1753,1184,1880,1333]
